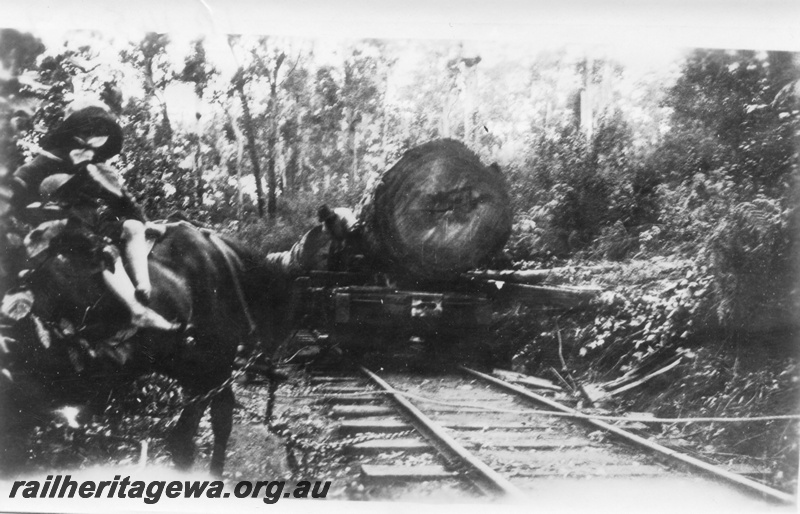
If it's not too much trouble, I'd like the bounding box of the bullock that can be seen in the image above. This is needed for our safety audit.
[0,220,291,476]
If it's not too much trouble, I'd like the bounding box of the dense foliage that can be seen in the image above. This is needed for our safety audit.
[1,29,797,488]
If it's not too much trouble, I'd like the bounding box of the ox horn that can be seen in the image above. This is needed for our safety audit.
[0,336,11,353]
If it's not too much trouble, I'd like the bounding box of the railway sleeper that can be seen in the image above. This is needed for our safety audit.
[310,376,361,384]
[344,438,432,454]
[316,386,373,394]
[317,393,383,404]
[332,405,395,417]
[506,463,672,479]
[338,419,413,434]
[360,464,456,481]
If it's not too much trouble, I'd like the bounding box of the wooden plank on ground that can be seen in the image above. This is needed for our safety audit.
[494,283,601,308]
[510,464,671,478]
[318,394,382,404]
[473,438,591,450]
[605,357,682,397]
[578,384,605,405]
[444,422,550,430]
[331,405,394,418]
[616,412,659,430]
[724,464,770,476]
[316,387,375,394]
[465,266,615,285]
[346,439,431,454]
[361,464,455,480]
[492,369,562,391]
[425,407,494,413]
[310,376,362,384]
[338,419,411,434]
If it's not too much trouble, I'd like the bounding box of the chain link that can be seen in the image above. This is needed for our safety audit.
[182,350,267,408]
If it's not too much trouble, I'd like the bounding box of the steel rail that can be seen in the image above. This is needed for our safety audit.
[461,366,795,505]
[359,366,528,501]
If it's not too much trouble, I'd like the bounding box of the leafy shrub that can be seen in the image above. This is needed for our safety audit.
[576,266,714,375]
[629,351,799,493]
[217,180,368,256]
[506,261,715,382]
[608,167,661,226]
[549,176,612,252]
[637,225,665,255]
[25,373,184,470]
[653,169,740,251]
[705,197,797,333]
[491,303,575,375]
[591,221,637,261]
[503,258,798,492]
[504,205,564,261]
[661,50,799,197]
[509,111,662,259]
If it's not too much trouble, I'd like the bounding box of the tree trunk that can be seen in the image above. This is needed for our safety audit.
[267,85,277,218]
[142,58,173,153]
[266,55,285,219]
[235,130,245,218]
[225,109,246,218]
[441,97,452,138]
[296,99,306,187]
[357,139,513,281]
[580,56,594,139]
[194,146,203,209]
[351,121,358,186]
[462,63,475,147]
[284,146,296,191]
[380,72,392,164]
[235,83,265,217]
[194,102,204,210]
[267,128,277,218]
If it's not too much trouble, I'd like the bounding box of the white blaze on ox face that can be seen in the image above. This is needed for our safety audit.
[55,406,83,428]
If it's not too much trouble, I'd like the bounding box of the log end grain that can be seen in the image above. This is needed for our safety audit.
[360,139,513,280]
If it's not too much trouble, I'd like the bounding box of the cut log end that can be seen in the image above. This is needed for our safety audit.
[362,139,513,279]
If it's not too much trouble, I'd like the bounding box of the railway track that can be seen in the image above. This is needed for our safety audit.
[287,362,795,506]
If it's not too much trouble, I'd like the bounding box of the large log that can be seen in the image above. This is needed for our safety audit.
[357,139,513,281]
[465,265,618,285]
[486,282,602,309]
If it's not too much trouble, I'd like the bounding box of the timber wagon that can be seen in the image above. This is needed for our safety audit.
[269,139,597,357]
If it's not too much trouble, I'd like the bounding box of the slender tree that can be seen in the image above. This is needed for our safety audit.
[230,65,266,217]
[179,38,217,209]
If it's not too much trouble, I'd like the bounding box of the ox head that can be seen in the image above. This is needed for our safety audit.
[0,220,129,475]
[0,220,129,401]
[20,220,114,323]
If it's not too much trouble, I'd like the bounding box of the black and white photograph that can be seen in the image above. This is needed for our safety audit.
[0,1,798,512]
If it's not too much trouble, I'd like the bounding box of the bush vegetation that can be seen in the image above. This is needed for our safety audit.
[1,31,798,488]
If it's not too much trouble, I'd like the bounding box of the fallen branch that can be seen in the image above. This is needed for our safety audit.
[578,384,606,406]
[555,320,567,371]
[488,282,602,309]
[465,265,616,285]
[605,357,683,397]
[491,369,561,391]
[549,367,575,392]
